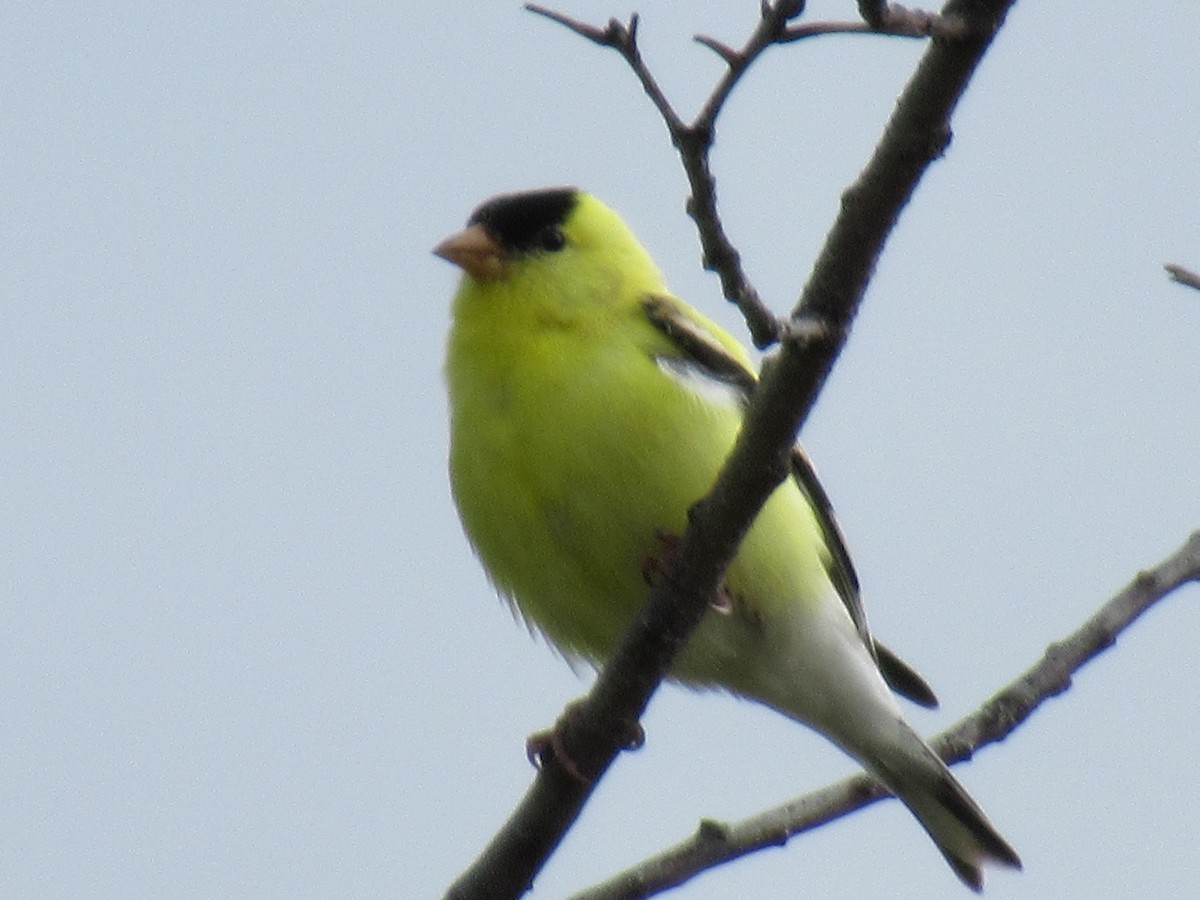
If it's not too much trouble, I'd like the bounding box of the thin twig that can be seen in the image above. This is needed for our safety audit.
[525,7,686,137]
[782,4,970,42]
[571,531,1200,900]
[1164,262,1200,292]
[691,1,805,133]
[781,16,952,41]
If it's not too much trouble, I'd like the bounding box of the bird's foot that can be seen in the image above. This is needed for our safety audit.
[640,529,682,585]
[525,702,646,782]
[640,529,734,614]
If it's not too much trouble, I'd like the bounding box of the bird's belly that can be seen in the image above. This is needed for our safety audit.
[448,352,834,686]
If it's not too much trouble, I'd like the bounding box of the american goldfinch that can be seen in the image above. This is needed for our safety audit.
[436,187,1020,890]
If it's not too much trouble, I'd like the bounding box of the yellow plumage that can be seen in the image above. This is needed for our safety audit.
[438,188,1019,890]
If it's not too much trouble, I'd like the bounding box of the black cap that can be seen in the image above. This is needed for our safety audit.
[467,188,579,255]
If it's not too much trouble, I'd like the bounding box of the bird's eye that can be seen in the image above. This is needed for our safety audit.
[537,226,566,253]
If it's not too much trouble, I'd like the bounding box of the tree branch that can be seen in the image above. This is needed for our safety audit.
[444,3,1017,897]
[1164,262,1200,292]
[572,530,1200,899]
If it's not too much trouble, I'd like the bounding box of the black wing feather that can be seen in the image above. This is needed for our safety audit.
[642,295,937,708]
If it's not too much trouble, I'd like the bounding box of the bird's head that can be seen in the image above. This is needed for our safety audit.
[433,188,663,297]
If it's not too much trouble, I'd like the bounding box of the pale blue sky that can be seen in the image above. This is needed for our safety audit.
[4,2,1198,898]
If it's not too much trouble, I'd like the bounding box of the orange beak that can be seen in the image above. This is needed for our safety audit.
[433,224,505,281]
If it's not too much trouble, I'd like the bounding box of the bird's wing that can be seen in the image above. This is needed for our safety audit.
[642,294,758,395]
[643,294,938,709]
[790,445,937,708]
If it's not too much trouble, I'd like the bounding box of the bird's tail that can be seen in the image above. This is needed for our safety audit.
[869,722,1022,892]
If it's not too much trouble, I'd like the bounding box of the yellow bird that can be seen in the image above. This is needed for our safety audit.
[436,187,1020,891]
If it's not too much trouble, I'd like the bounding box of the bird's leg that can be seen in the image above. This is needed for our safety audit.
[640,529,681,586]
[641,528,734,614]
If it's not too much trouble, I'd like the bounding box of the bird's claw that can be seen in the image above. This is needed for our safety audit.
[526,725,588,781]
[526,701,590,781]
[641,529,682,585]
[525,703,646,782]
[641,529,734,614]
